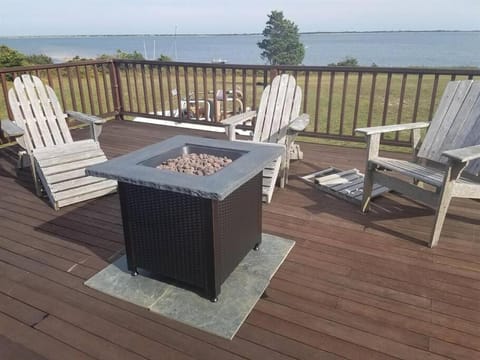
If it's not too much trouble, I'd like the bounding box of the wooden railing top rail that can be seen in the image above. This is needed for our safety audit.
[0,59,112,74]
[111,59,480,76]
[3,59,480,77]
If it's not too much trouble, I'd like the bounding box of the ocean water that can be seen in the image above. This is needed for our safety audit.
[0,32,479,67]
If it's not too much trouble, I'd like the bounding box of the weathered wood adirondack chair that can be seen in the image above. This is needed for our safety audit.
[356,80,480,247]
[0,74,116,210]
[222,74,309,203]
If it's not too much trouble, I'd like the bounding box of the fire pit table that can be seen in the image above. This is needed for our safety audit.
[86,135,284,301]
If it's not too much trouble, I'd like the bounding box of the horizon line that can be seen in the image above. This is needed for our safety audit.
[1,29,479,38]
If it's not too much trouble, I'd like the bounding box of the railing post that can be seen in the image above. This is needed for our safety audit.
[1,73,13,120]
[269,68,278,82]
[110,60,124,120]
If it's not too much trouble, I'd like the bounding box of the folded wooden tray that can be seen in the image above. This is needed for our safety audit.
[301,167,389,204]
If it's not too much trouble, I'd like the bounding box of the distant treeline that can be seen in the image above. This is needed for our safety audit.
[0,45,172,68]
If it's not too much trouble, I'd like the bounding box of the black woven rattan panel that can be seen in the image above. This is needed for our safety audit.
[117,171,262,300]
[214,172,262,284]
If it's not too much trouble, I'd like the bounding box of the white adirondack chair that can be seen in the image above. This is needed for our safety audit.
[0,74,116,210]
[356,80,480,247]
[221,74,309,203]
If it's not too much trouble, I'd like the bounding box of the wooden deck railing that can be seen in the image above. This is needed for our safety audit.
[1,60,480,146]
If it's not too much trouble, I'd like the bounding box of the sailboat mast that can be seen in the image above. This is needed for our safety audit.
[174,25,178,61]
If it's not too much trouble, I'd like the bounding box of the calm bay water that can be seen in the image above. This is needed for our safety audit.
[1,31,479,67]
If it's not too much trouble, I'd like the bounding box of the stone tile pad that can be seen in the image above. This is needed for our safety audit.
[85,257,168,308]
[85,233,294,339]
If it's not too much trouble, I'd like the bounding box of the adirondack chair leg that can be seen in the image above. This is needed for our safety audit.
[16,150,29,170]
[279,154,288,188]
[429,187,453,247]
[284,162,290,186]
[281,137,298,187]
[429,161,465,247]
[361,162,376,212]
[227,124,236,141]
[279,170,286,188]
[30,157,43,197]
[90,123,103,142]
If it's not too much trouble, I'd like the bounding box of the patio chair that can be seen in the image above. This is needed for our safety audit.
[1,74,116,210]
[356,80,480,247]
[221,74,309,203]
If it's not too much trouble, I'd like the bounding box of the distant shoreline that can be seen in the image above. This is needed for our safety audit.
[1,31,477,67]
[1,30,479,39]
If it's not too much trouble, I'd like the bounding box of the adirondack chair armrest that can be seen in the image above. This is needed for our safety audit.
[285,114,309,162]
[221,110,257,126]
[442,145,480,163]
[355,122,430,136]
[1,119,24,138]
[357,122,430,160]
[67,111,106,141]
[221,110,257,141]
[67,111,106,125]
[288,113,310,133]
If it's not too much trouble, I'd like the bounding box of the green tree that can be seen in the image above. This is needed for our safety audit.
[96,53,114,61]
[114,49,144,60]
[24,54,53,65]
[257,10,305,65]
[0,45,25,68]
[328,56,359,67]
[97,50,145,61]
[67,55,93,62]
[157,54,172,62]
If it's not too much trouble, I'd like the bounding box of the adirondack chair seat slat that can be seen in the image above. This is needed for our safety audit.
[330,177,365,192]
[33,139,99,159]
[35,140,105,164]
[50,176,115,193]
[56,186,118,208]
[262,176,275,187]
[38,148,106,167]
[356,80,480,247]
[372,158,445,188]
[263,168,277,178]
[41,155,108,176]
[54,179,117,202]
[8,74,116,210]
[221,74,309,203]
[46,168,90,185]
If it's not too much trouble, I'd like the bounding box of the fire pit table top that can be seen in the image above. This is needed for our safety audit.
[86,135,284,200]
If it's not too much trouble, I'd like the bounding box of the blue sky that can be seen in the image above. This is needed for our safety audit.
[1,0,479,36]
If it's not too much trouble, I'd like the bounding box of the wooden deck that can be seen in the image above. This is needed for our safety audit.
[0,119,479,360]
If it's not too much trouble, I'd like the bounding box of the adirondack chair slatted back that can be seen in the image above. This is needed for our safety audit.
[253,74,302,145]
[417,80,480,175]
[8,74,73,153]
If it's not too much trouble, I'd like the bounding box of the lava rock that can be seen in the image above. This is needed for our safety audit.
[156,153,233,176]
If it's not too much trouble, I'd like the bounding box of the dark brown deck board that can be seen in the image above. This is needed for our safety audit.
[0,312,95,360]
[0,334,48,360]
[0,119,479,360]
